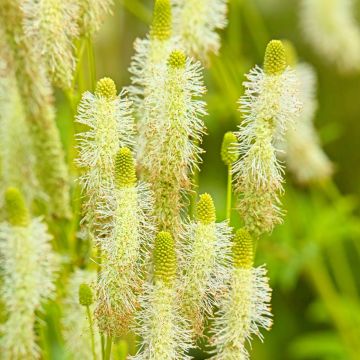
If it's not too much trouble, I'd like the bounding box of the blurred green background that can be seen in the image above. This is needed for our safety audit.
[53,0,360,359]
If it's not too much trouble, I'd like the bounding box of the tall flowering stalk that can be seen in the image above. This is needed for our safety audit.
[300,0,360,72]
[172,0,228,63]
[76,77,134,234]
[62,269,100,360]
[180,193,232,336]
[140,50,206,233]
[95,147,155,337]
[0,1,71,219]
[133,231,191,360]
[0,188,58,360]
[213,229,272,360]
[283,42,333,184]
[21,0,79,89]
[233,40,301,236]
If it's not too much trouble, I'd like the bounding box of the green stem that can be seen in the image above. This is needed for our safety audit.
[87,36,96,92]
[86,306,97,360]
[105,336,113,360]
[226,164,232,222]
[101,334,105,360]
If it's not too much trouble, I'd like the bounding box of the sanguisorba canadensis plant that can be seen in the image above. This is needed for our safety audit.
[180,193,232,336]
[0,188,58,360]
[213,229,272,360]
[233,39,302,237]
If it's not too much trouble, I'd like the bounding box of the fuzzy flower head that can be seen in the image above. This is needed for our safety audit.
[132,231,192,360]
[213,229,272,360]
[95,147,155,337]
[0,188,58,360]
[221,131,239,166]
[234,40,301,236]
[172,0,228,63]
[180,194,232,336]
[76,77,135,232]
[150,0,172,41]
[139,49,207,233]
[300,0,360,72]
[21,0,79,89]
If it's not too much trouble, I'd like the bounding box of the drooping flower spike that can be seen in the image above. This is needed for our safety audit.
[0,188,58,360]
[140,49,207,233]
[300,0,360,72]
[21,0,79,89]
[213,229,272,360]
[95,147,155,337]
[233,40,301,236]
[133,231,192,360]
[180,193,232,336]
[76,77,135,234]
[172,0,228,63]
[282,41,333,184]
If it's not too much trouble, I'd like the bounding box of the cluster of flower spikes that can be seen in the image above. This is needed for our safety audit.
[233,39,302,237]
[180,193,232,336]
[95,147,155,337]
[213,228,272,360]
[133,231,192,359]
[0,188,58,360]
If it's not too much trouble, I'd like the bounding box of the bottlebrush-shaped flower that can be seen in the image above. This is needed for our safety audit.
[212,229,272,360]
[300,0,360,72]
[179,193,232,336]
[22,0,79,89]
[95,147,155,337]
[140,50,206,233]
[233,40,301,236]
[128,0,179,111]
[0,188,58,360]
[76,77,135,231]
[172,0,228,63]
[284,55,333,184]
[62,269,101,359]
[77,0,114,36]
[132,231,191,360]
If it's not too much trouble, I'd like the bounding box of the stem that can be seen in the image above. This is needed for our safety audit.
[101,334,105,360]
[87,36,96,92]
[86,306,97,360]
[226,164,232,222]
[105,336,113,360]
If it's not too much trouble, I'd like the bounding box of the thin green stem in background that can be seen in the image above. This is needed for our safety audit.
[87,36,97,92]
[86,306,97,360]
[119,0,152,24]
[226,164,232,223]
[105,336,113,360]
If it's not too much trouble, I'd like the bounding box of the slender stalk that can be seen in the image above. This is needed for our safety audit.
[226,164,232,222]
[86,306,97,360]
[87,36,96,92]
[105,336,113,360]
[101,334,105,360]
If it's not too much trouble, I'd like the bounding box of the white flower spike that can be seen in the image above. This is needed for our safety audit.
[233,40,301,236]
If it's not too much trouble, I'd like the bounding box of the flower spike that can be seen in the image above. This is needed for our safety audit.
[4,187,30,227]
[150,0,172,41]
[221,131,239,166]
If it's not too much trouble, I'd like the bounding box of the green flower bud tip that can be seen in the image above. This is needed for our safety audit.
[4,187,30,227]
[95,77,117,99]
[167,50,186,69]
[78,283,94,306]
[263,40,287,75]
[221,132,239,165]
[282,40,298,68]
[153,231,176,285]
[150,0,172,41]
[233,228,254,269]
[115,147,137,188]
[196,193,216,225]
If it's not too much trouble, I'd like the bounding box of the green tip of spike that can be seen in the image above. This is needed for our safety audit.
[221,132,239,165]
[95,77,117,99]
[150,0,172,41]
[263,40,287,75]
[115,147,137,188]
[167,50,186,68]
[233,228,254,269]
[196,193,216,225]
[78,283,94,306]
[4,187,29,227]
[282,40,298,68]
[153,231,176,285]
